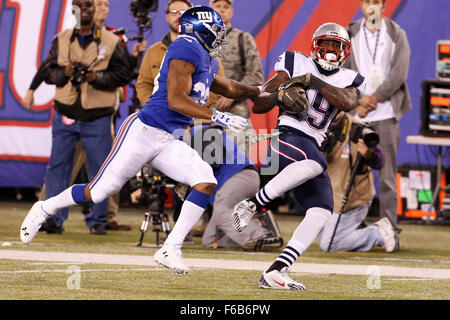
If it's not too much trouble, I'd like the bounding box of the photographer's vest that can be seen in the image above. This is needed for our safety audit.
[325,117,376,213]
[55,28,120,109]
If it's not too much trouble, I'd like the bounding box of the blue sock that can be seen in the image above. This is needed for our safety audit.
[185,189,211,209]
[164,189,212,246]
[71,184,87,204]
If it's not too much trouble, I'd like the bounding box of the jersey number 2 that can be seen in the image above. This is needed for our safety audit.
[193,81,210,105]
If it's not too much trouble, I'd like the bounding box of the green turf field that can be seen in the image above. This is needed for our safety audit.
[0,201,449,300]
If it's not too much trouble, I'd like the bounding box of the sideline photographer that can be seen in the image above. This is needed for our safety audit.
[26,0,142,232]
[317,112,399,253]
[38,0,132,235]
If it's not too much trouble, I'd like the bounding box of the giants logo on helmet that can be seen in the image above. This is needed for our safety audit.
[196,11,213,23]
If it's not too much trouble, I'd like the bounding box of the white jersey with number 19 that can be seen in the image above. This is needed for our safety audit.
[274,51,366,146]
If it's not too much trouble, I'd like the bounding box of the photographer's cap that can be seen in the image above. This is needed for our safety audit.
[209,0,234,5]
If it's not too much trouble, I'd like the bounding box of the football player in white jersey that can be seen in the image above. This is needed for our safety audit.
[232,22,366,290]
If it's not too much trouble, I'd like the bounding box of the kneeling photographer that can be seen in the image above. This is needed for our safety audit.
[317,112,399,253]
[40,0,132,235]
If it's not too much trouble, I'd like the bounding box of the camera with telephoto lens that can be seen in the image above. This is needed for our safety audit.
[349,123,379,148]
[127,0,158,116]
[70,62,90,89]
[130,0,158,30]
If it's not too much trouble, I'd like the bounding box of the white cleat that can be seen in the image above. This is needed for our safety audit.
[154,244,189,275]
[231,199,257,232]
[258,267,306,291]
[20,201,49,244]
[374,217,399,253]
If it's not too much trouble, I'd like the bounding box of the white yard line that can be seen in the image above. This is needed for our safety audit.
[349,256,450,264]
[0,249,449,279]
[0,268,161,274]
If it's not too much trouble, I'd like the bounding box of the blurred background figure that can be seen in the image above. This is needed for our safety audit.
[23,0,148,232]
[317,112,399,253]
[25,0,132,235]
[344,0,411,230]
[136,0,225,108]
[210,0,264,153]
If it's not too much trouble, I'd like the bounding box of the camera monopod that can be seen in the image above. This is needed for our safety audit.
[326,153,364,252]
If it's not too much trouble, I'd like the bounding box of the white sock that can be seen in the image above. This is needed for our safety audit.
[165,200,205,246]
[276,207,331,266]
[255,159,323,206]
[41,186,77,215]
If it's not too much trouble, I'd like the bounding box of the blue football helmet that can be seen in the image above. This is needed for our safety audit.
[178,6,227,58]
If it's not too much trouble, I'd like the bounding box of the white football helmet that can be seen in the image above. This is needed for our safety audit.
[310,22,351,71]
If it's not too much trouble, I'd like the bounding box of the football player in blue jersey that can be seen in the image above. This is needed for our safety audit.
[19,6,307,275]
[232,23,367,290]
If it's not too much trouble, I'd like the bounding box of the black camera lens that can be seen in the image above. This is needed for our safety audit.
[362,127,379,148]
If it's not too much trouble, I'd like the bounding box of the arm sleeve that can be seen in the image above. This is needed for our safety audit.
[91,41,132,90]
[29,63,47,91]
[374,29,411,102]
[44,36,70,87]
[240,32,264,86]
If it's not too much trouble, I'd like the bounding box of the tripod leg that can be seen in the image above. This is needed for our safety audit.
[137,232,145,247]
[155,231,161,247]
[136,212,150,247]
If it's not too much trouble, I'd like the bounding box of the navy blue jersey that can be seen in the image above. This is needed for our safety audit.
[138,35,219,134]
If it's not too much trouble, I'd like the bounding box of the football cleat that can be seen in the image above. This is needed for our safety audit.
[20,201,50,244]
[231,199,257,232]
[258,267,306,291]
[374,217,399,253]
[154,244,189,275]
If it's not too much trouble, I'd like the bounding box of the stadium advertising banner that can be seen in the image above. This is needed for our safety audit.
[0,0,449,187]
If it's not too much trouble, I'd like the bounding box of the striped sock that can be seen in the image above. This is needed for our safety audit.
[275,245,301,268]
[250,187,273,210]
[266,245,301,272]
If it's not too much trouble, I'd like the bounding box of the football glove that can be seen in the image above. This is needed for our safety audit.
[275,86,309,113]
[211,108,248,133]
